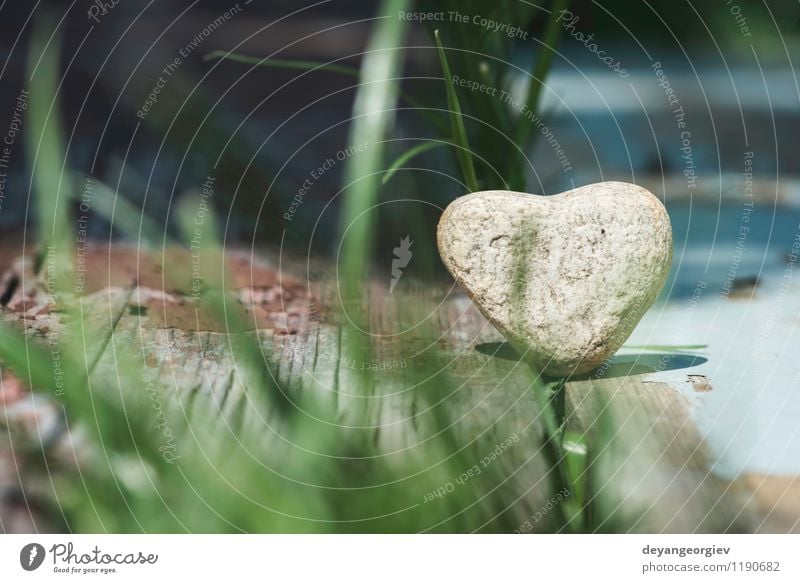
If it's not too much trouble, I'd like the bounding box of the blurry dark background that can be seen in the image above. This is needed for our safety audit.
[0,0,798,257]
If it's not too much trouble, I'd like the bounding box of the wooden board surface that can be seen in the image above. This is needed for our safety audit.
[0,246,796,532]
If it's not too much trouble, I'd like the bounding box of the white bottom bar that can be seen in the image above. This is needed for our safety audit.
[1,535,796,582]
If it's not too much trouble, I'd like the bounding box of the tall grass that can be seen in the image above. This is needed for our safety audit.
[0,0,630,534]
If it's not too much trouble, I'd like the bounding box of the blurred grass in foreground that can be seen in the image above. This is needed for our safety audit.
[0,0,641,533]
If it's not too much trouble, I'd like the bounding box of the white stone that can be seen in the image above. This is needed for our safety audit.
[437,182,673,376]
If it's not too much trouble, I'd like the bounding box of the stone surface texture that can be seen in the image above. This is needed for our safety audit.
[437,182,673,376]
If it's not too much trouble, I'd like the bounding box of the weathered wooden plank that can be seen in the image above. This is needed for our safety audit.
[565,376,758,532]
[744,474,800,533]
[436,296,762,532]
[0,246,796,533]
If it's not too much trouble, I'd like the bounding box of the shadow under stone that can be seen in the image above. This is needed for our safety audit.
[474,342,707,380]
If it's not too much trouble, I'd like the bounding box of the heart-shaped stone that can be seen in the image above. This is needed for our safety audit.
[437,182,672,376]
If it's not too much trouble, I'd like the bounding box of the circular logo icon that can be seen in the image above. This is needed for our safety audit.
[19,543,46,571]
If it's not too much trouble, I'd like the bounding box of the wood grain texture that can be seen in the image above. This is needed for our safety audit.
[0,247,796,532]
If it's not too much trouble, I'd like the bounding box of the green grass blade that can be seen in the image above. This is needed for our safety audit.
[174,198,291,416]
[71,174,166,247]
[335,0,412,423]
[204,50,361,77]
[339,0,410,305]
[515,0,571,149]
[433,29,479,193]
[623,344,708,352]
[206,50,450,135]
[26,11,73,277]
[0,325,60,395]
[561,430,588,530]
[381,140,450,184]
